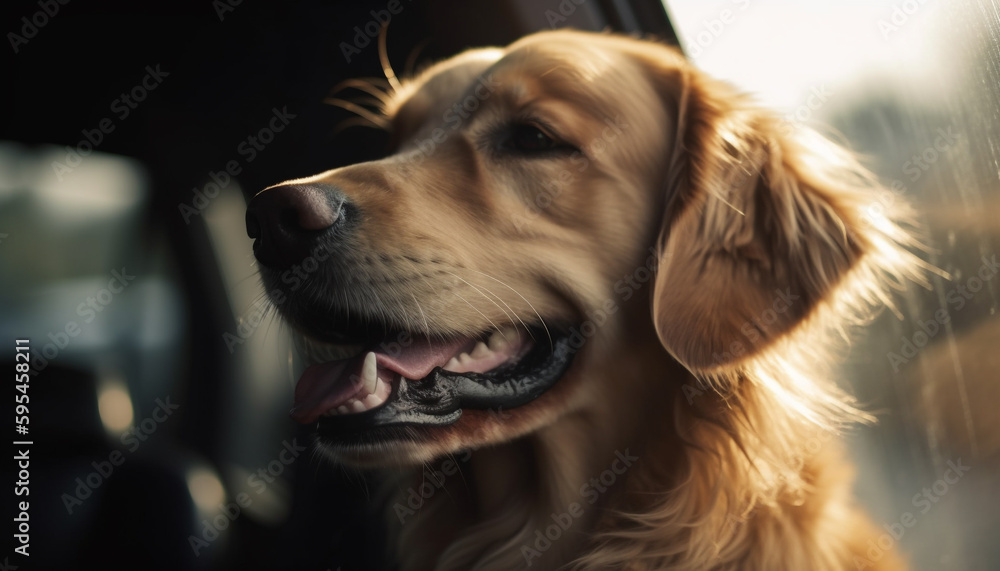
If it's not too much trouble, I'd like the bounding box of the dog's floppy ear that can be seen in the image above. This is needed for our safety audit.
[649,65,911,372]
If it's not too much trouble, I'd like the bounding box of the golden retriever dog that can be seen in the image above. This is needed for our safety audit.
[245,29,929,570]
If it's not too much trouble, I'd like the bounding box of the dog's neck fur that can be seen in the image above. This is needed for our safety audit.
[388,321,905,571]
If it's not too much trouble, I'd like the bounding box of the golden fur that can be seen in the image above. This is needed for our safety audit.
[282,30,931,570]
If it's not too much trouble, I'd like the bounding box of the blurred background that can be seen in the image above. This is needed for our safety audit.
[2,0,997,569]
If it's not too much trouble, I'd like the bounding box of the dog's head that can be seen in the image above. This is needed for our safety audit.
[246,30,921,466]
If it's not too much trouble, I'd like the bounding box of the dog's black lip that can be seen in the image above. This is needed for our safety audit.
[312,327,575,445]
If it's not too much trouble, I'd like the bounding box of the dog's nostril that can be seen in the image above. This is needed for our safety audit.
[245,210,261,240]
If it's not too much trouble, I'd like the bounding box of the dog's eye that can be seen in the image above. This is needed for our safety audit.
[504,124,559,153]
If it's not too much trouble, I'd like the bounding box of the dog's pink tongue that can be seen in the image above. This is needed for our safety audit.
[291,336,471,423]
[376,336,472,378]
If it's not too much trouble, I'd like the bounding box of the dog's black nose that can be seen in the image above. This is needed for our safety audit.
[246,183,346,268]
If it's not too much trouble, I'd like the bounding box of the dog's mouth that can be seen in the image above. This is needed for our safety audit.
[289,322,575,443]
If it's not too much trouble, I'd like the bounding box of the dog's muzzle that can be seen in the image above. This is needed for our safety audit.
[244,182,578,444]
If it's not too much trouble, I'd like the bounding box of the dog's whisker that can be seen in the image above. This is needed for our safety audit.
[231,269,264,289]
[324,97,391,129]
[236,296,271,323]
[329,78,393,104]
[462,268,553,350]
[345,95,386,109]
[262,304,287,353]
[397,257,446,340]
[377,22,402,92]
[450,291,503,339]
[450,271,525,335]
[245,292,268,310]
[410,293,432,340]
[443,271,516,337]
[403,38,431,78]
[332,117,387,136]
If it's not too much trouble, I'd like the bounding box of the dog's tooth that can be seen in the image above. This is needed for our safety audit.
[362,392,384,409]
[489,326,518,351]
[488,332,507,352]
[444,357,460,371]
[362,351,378,394]
[457,352,472,364]
[375,377,390,399]
[471,341,491,359]
[349,399,365,413]
[337,405,349,414]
